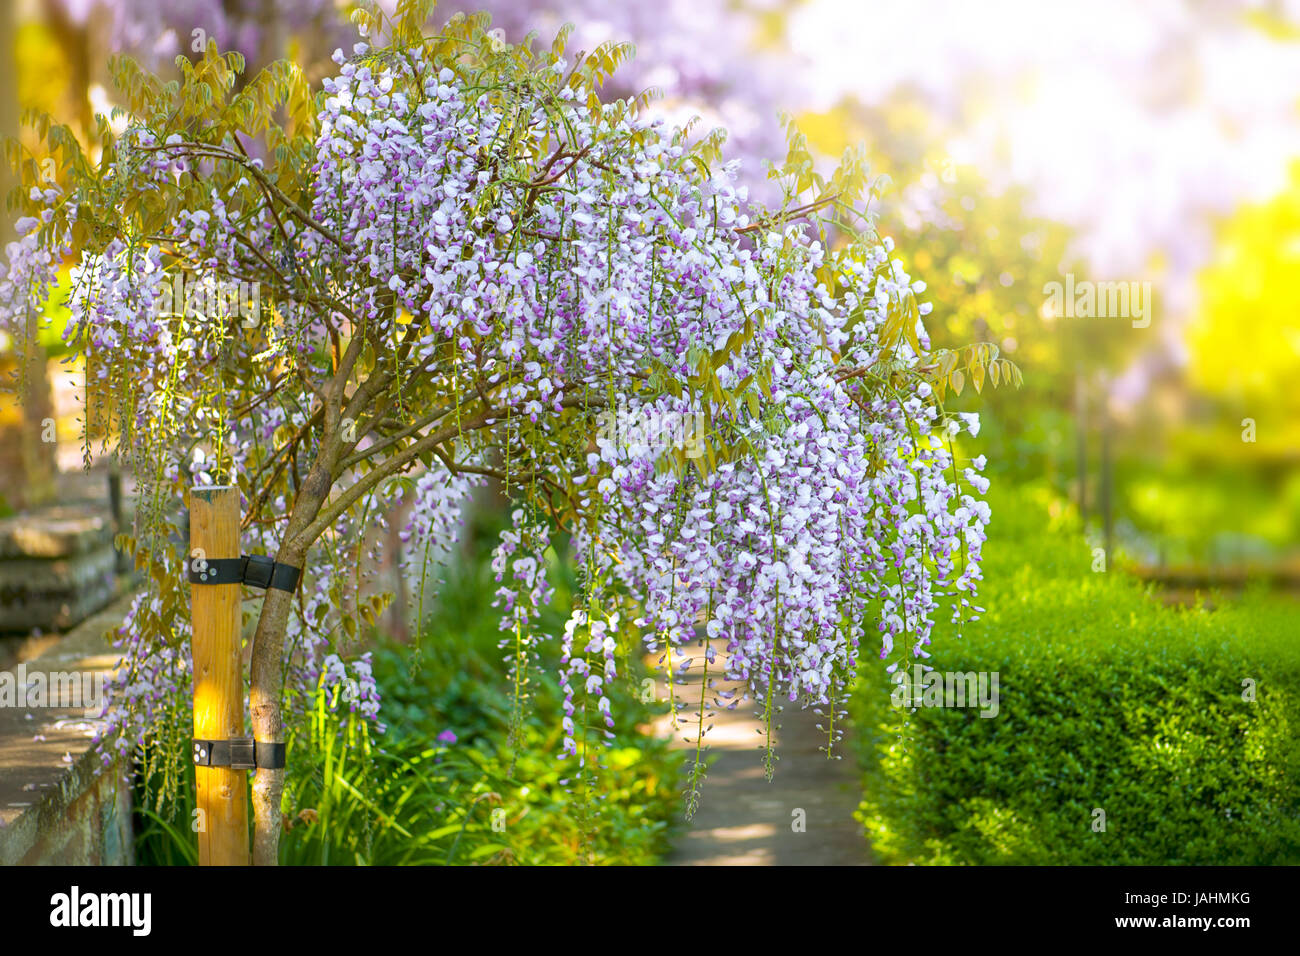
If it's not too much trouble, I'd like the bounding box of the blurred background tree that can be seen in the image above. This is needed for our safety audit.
[1118,159,1300,568]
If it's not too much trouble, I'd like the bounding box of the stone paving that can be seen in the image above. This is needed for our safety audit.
[652,644,874,866]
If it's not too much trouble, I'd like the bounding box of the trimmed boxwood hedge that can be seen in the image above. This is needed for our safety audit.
[852,484,1300,865]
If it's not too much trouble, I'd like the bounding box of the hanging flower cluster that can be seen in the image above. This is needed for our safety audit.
[294,25,993,767]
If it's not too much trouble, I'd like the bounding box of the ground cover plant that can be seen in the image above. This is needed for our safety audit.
[134,504,677,865]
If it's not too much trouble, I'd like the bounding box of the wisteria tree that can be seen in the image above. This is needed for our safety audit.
[1,1,1008,863]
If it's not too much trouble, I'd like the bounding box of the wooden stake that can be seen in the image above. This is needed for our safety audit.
[189,485,250,866]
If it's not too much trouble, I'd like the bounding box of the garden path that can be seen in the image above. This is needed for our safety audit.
[651,645,874,866]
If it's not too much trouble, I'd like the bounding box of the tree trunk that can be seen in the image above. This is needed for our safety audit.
[1075,367,1088,522]
[248,583,296,866]
[1099,391,1114,561]
[244,340,387,861]
[247,461,333,864]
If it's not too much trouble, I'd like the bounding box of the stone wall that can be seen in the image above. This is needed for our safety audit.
[0,595,134,865]
[0,506,119,633]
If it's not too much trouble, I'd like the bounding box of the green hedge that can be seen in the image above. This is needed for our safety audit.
[852,484,1300,865]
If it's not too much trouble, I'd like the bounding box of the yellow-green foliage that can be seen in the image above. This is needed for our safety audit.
[1188,160,1300,460]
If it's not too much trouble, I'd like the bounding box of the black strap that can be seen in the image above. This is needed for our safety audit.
[193,738,286,770]
[189,554,301,592]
